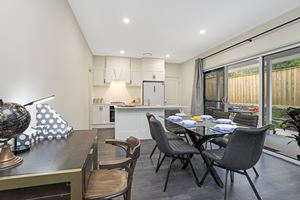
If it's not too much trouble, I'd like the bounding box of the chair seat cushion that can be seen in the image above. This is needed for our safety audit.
[210,135,230,148]
[202,149,225,162]
[165,132,183,140]
[169,140,199,155]
[84,169,128,199]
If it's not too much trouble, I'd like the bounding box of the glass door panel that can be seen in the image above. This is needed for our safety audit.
[204,68,224,115]
[263,47,300,159]
[227,59,260,114]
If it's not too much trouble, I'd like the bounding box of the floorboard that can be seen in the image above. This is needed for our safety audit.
[97,128,300,200]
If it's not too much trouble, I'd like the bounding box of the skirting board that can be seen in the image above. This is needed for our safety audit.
[263,149,300,166]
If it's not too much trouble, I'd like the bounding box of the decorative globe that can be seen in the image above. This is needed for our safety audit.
[0,99,31,170]
[0,99,31,141]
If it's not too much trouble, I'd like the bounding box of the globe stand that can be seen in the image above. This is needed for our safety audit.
[0,141,23,170]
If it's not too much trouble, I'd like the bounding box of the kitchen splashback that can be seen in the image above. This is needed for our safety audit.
[93,85,141,104]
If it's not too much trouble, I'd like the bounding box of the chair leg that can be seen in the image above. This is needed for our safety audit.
[164,157,175,192]
[205,141,208,149]
[224,169,229,200]
[244,170,262,200]
[126,189,131,200]
[210,142,213,150]
[149,144,157,159]
[156,151,162,171]
[184,134,190,144]
[156,154,166,173]
[252,167,259,177]
[199,161,214,186]
[230,171,234,183]
[187,154,200,186]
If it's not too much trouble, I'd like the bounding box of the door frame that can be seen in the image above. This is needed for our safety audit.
[203,67,225,114]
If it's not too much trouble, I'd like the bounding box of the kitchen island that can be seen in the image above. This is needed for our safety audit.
[115,105,186,140]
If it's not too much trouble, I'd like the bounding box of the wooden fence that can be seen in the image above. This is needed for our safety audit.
[206,67,300,107]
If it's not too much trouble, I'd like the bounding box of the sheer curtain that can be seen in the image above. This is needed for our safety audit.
[191,58,204,115]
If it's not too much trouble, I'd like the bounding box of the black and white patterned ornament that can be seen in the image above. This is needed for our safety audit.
[15,104,72,148]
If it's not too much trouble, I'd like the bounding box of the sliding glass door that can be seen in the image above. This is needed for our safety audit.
[227,59,260,114]
[263,47,300,159]
[204,68,225,114]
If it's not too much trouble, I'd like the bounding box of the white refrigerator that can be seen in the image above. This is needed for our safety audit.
[143,81,165,106]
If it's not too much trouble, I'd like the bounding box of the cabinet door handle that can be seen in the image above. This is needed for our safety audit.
[99,107,103,111]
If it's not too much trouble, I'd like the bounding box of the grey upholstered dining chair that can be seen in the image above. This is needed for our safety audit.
[210,113,260,176]
[205,110,230,149]
[164,108,190,142]
[146,112,182,159]
[200,125,270,200]
[212,110,230,119]
[150,117,201,192]
[84,136,141,200]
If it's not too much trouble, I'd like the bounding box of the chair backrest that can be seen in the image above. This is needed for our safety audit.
[221,125,270,170]
[150,117,174,155]
[212,110,230,119]
[164,108,185,133]
[233,113,258,127]
[123,137,141,193]
[146,112,156,140]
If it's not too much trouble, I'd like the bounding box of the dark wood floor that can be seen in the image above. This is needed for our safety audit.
[2,129,299,200]
[98,128,300,200]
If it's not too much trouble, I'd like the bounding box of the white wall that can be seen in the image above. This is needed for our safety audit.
[165,63,181,105]
[180,6,300,114]
[0,0,93,129]
[180,59,195,114]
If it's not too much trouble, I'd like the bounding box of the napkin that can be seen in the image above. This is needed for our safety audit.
[200,115,214,120]
[167,115,183,122]
[175,113,187,117]
[215,119,233,124]
[179,120,197,128]
[213,124,237,133]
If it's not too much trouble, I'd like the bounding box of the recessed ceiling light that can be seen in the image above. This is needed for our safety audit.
[120,50,125,54]
[123,17,130,24]
[165,54,170,58]
[199,29,206,35]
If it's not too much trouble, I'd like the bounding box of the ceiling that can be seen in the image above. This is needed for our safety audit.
[68,0,300,63]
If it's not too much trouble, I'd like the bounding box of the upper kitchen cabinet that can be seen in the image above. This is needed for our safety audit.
[130,58,142,86]
[142,58,165,81]
[105,56,130,83]
[93,56,106,85]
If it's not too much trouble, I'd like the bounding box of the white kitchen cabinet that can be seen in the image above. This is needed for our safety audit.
[93,68,105,85]
[130,58,142,86]
[130,71,142,86]
[91,105,110,125]
[93,56,106,86]
[142,58,165,81]
[142,58,165,71]
[106,57,130,83]
[142,71,165,81]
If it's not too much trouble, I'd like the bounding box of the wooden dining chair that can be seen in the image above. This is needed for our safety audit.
[84,137,141,200]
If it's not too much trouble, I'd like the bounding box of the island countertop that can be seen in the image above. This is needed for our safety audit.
[114,105,186,109]
[114,105,186,140]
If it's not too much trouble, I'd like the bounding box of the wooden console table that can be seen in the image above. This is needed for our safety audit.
[0,130,98,200]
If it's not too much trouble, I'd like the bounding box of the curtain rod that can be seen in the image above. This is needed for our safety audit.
[203,16,300,60]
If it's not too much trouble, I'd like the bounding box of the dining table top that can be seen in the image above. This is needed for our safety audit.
[162,115,247,137]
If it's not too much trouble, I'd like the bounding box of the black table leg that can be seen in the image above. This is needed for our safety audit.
[186,130,224,188]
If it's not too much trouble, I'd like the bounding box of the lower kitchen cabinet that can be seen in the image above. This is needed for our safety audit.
[91,105,114,128]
